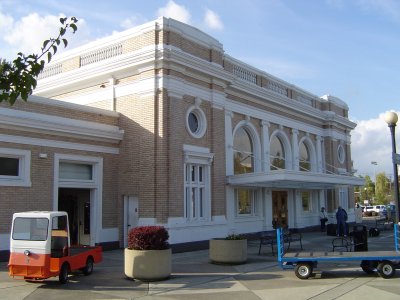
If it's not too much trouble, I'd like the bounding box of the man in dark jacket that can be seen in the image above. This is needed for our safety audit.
[336,206,348,236]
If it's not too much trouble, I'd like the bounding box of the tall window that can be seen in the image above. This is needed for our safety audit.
[235,188,257,216]
[301,191,312,212]
[185,163,207,220]
[233,127,254,174]
[270,135,285,170]
[299,142,311,171]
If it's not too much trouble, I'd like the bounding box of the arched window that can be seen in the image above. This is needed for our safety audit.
[233,127,254,174]
[270,135,285,170]
[299,141,311,171]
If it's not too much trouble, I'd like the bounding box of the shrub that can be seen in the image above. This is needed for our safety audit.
[225,233,245,240]
[127,226,169,250]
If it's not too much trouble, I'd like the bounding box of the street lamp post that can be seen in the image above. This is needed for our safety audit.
[385,111,400,224]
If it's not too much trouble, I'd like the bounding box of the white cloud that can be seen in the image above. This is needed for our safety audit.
[120,15,148,30]
[351,111,400,179]
[204,8,223,30]
[1,13,90,61]
[0,12,13,33]
[5,13,63,54]
[157,0,191,24]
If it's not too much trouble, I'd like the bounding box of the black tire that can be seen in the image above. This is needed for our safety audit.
[59,263,69,284]
[377,260,395,279]
[294,263,313,279]
[82,257,94,275]
[360,260,377,274]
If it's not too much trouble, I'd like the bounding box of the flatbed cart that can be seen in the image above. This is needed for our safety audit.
[276,224,400,279]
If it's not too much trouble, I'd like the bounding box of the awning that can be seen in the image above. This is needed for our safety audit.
[227,170,365,189]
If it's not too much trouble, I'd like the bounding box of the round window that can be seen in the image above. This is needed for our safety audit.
[188,112,199,133]
[186,107,206,138]
[337,144,345,164]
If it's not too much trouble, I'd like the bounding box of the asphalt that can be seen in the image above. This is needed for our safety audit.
[2,220,400,300]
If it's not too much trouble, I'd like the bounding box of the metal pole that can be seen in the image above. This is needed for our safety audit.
[389,124,400,224]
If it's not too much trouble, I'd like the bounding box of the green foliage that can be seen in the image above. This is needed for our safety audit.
[0,17,78,105]
[225,233,245,240]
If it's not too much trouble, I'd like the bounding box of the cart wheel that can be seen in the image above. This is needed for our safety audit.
[82,257,94,275]
[294,263,313,279]
[377,260,396,279]
[59,263,69,284]
[360,260,378,274]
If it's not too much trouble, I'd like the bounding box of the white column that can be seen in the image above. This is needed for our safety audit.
[261,120,270,172]
[291,129,299,170]
[263,189,273,230]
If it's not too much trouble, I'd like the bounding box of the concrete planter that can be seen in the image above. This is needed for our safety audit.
[209,238,247,264]
[124,248,171,281]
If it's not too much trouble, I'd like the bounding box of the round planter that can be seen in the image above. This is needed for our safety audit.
[209,238,247,264]
[124,248,171,281]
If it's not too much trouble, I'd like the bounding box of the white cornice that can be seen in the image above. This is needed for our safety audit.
[35,48,157,96]
[0,134,119,154]
[0,108,124,143]
[27,95,119,117]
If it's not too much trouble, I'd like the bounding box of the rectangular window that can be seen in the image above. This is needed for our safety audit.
[235,188,257,216]
[0,157,19,176]
[12,217,49,241]
[0,148,31,187]
[302,191,311,212]
[59,162,93,180]
[184,163,208,221]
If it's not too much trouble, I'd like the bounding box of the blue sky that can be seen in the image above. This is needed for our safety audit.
[1,0,399,181]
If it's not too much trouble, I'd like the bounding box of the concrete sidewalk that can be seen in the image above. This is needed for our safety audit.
[1,228,400,300]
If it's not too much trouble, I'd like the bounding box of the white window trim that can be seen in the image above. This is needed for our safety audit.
[338,144,346,164]
[183,145,213,222]
[53,153,103,246]
[0,148,31,187]
[235,188,260,217]
[185,104,207,139]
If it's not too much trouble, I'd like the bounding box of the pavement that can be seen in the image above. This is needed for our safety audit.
[2,221,400,300]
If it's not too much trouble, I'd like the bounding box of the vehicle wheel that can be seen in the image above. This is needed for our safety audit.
[59,263,69,284]
[361,260,377,274]
[377,261,395,279]
[294,263,313,279]
[82,257,94,275]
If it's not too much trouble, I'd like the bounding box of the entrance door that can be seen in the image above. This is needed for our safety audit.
[272,191,288,228]
[78,200,91,245]
[124,196,139,247]
[58,188,91,245]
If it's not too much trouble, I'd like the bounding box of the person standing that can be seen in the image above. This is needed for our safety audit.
[336,206,348,236]
[319,207,328,232]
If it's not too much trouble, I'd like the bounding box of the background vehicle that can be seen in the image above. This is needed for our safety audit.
[8,211,102,283]
[373,205,387,217]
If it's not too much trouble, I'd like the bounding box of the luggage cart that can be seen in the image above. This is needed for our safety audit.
[277,224,400,279]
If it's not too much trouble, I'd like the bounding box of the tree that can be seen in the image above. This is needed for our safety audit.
[375,172,390,203]
[361,175,374,202]
[0,17,78,105]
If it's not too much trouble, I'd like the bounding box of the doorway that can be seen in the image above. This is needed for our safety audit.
[272,191,288,228]
[58,188,91,245]
[124,196,139,248]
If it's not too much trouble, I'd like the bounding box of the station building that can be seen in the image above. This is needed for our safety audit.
[0,17,364,259]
